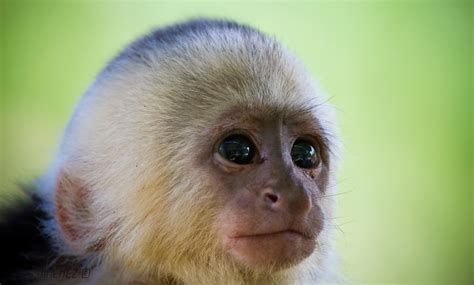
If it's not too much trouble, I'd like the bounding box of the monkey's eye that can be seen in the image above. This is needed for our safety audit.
[291,139,319,169]
[218,135,256,165]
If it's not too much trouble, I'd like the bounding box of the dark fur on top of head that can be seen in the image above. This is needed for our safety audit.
[117,19,259,63]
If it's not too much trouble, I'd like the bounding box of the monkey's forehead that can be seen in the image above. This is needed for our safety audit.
[97,20,320,116]
[73,19,336,147]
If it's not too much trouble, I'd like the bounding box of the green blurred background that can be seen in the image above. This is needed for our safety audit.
[1,0,472,283]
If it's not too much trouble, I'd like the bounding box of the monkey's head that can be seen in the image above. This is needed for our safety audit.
[45,20,340,282]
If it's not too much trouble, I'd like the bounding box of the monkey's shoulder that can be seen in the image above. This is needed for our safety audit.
[0,192,52,284]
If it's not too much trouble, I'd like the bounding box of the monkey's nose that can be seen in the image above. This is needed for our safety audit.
[259,185,312,215]
[262,188,283,208]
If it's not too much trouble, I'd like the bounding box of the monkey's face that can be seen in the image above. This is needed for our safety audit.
[198,107,331,271]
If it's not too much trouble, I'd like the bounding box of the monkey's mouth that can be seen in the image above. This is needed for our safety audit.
[224,229,316,269]
[234,229,310,240]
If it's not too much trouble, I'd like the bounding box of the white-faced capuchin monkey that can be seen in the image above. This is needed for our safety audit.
[0,19,342,284]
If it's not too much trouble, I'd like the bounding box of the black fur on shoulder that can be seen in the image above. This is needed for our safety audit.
[0,190,52,284]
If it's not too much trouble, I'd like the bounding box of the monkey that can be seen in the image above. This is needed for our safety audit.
[0,19,342,284]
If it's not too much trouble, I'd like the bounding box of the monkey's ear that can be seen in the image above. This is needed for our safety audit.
[55,171,93,249]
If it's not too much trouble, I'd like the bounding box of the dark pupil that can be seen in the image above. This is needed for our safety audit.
[291,139,318,169]
[218,135,255,164]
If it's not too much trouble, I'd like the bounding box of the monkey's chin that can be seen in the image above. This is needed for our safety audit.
[224,230,316,270]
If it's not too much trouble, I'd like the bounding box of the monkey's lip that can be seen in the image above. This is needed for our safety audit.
[224,227,316,268]
[232,229,311,240]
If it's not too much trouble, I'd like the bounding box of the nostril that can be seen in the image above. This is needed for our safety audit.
[264,192,279,203]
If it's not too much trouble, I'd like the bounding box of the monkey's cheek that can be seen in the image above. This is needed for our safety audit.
[224,232,316,269]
